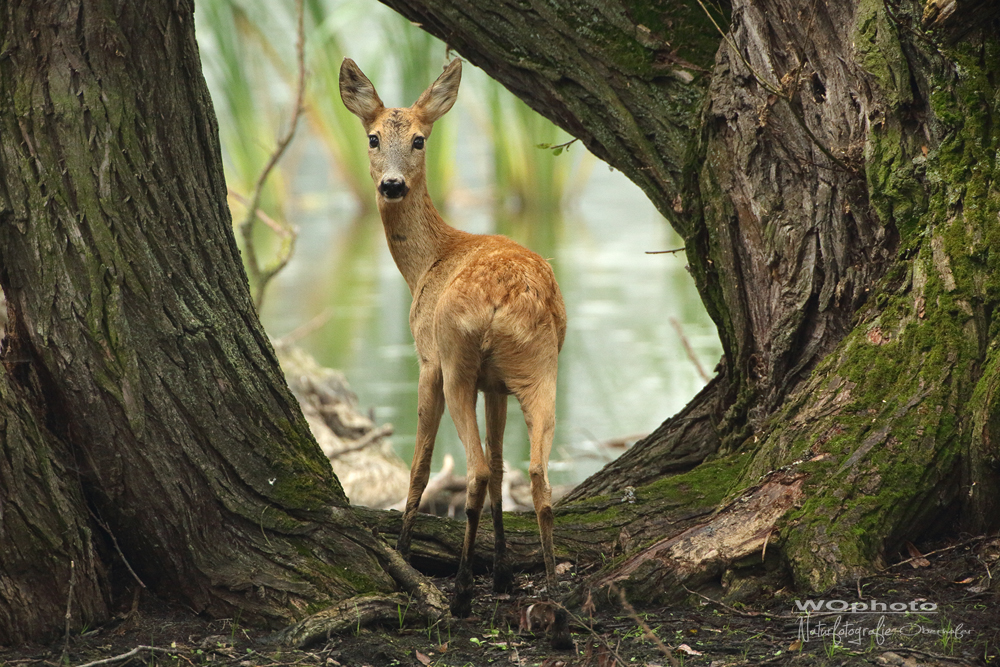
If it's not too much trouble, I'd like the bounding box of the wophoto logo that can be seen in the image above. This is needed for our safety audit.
[791,598,973,647]
[792,599,939,614]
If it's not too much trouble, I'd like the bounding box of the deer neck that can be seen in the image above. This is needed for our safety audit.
[378,184,455,294]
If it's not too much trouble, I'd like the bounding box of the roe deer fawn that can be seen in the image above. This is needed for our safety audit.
[340,58,570,646]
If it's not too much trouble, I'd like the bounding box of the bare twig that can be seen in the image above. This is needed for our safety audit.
[87,506,146,589]
[669,317,710,383]
[327,424,394,460]
[536,137,579,154]
[890,646,976,664]
[228,187,290,236]
[550,599,630,667]
[878,535,992,572]
[644,247,685,255]
[611,585,679,667]
[61,560,76,662]
[683,585,802,620]
[275,307,334,347]
[238,0,307,310]
[73,645,175,667]
[692,0,853,173]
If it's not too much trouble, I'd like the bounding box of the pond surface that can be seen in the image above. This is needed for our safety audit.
[259,151,722,487]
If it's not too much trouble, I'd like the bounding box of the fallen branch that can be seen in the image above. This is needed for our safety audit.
[878,535,992,572]
[328,424,394,460]
[389,454,459,512]
[74,645,175,667]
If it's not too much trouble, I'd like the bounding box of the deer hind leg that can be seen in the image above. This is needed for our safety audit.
[517,374,572,650]
[485,391,513,593]
[443,367,489,618]
[397,363,445,560]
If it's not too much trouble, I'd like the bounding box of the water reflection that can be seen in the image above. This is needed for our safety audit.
[261,165,721,487]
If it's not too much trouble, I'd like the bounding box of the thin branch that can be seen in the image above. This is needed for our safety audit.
[328,424,395,460]
[275,307,334,347]
[669,317,710,383]
[878,535,992,572]
[536,137,579,155]
[73,646,175,667]
[550,599,631,667]
[61,560,76,663]
[611,585,679,667]
[644,247,685,255]
[239,0,307,310]
[87,506,146,590]
[228,187,290,236]
[693,0,782,96]
[692,0,853,173]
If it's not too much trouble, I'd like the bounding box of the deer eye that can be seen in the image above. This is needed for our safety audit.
[368,135,379,149]
[412,136,425,150]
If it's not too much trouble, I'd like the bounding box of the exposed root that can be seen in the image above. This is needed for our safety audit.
[266,594,416,648]
[588,470,805,599]
[268,532,453,649]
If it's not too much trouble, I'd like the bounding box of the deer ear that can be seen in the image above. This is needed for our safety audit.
[414,59,462,124]
[340,58,384,128]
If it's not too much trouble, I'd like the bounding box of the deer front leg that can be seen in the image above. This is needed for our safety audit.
[485,392,513,593]
[397,363,444,560]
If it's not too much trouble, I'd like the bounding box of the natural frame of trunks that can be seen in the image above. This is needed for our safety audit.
[1,0,999,648]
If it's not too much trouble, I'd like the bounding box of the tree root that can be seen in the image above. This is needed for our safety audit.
[267,535,451,648]
[584,469,805,603]
[265,594,421,648]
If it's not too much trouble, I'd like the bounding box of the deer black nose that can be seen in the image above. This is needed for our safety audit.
[379,177,409,200]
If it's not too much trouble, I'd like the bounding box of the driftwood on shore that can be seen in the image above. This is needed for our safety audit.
[276,343,409,509]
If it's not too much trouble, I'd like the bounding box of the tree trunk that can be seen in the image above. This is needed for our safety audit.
[380,0,1000,598]
[0,0,445,644]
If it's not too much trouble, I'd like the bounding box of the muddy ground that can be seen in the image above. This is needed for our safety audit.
[3,535,998,667]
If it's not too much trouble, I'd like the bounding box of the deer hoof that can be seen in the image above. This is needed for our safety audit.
[493,564,514,593]
[450,592,473,618]
[549,608,573,650]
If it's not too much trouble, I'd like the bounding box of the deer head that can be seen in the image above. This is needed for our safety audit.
[339,58,462,202]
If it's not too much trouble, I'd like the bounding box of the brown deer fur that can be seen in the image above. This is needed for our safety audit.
[339,58,568,638]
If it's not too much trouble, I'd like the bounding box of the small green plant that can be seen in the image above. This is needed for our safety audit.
[939,617,958,654]
[398,595,413,630]
[488,600,501,634]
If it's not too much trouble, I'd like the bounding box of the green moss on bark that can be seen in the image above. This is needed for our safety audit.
[743,22,1000,592]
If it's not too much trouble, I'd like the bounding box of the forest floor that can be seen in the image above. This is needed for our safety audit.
[3,534,998,667]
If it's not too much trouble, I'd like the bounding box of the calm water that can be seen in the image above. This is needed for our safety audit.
[259,150,721,487]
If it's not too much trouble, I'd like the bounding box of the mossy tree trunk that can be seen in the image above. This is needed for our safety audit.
[380,0,1000,597]
[0,0,445,645]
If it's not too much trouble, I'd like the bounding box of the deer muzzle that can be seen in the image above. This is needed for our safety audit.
[379,177,409,201]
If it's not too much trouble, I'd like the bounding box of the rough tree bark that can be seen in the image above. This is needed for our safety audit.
[0,0,445,645]
[379,0,1000,597]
